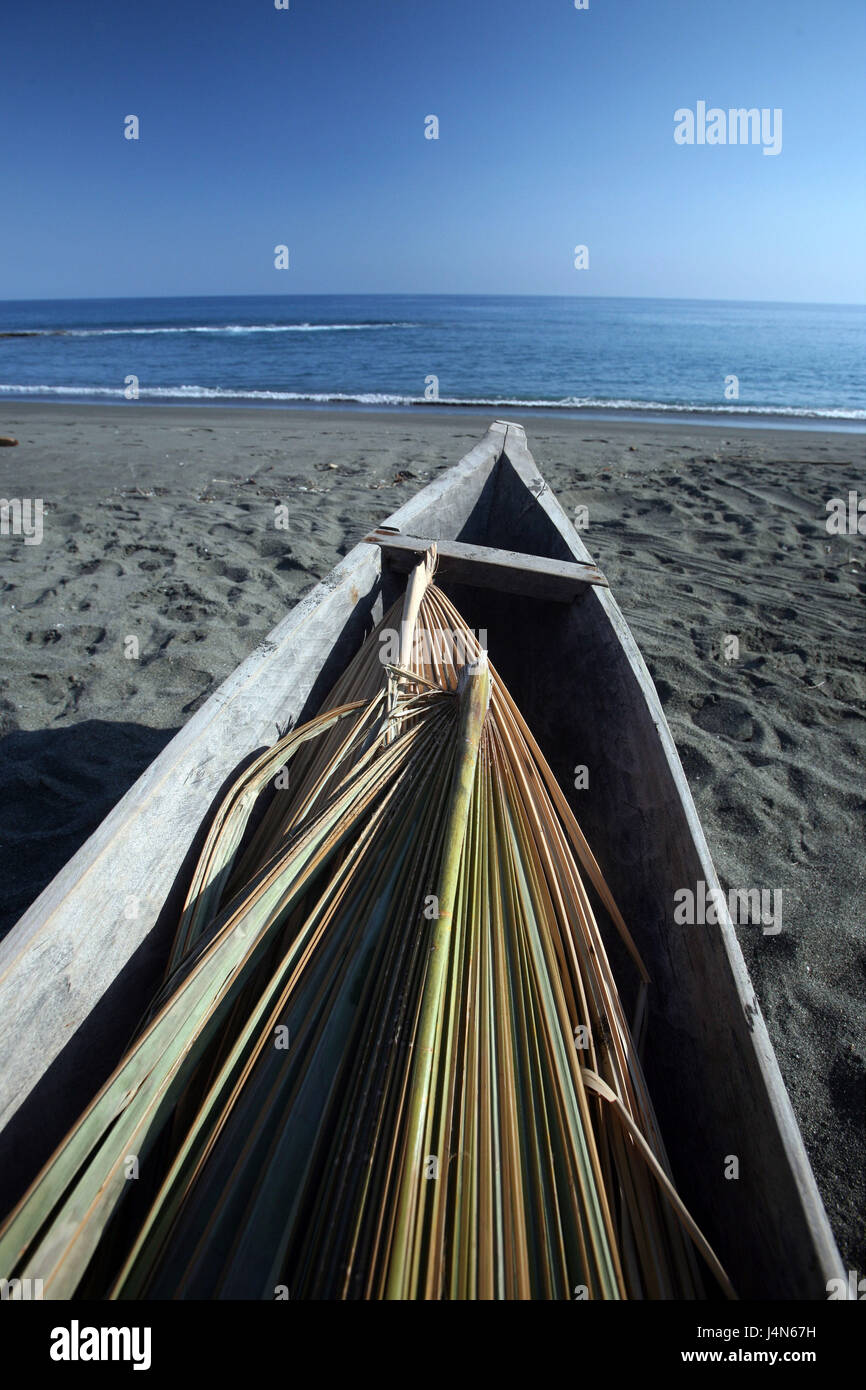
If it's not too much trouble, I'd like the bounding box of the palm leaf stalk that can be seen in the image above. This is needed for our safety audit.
[0,553,734,1300]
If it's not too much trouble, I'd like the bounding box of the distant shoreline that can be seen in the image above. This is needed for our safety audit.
[2,397,864,434]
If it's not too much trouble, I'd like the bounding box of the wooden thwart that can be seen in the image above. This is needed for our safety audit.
[364,528,608,602]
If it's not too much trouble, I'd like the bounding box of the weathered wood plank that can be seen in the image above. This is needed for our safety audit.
[364,529,608,601]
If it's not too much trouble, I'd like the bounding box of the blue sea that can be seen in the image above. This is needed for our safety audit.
[0,295,863,427]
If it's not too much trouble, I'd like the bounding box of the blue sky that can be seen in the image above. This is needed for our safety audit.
[1,0,863,302]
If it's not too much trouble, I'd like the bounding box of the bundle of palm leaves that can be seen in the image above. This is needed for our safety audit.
[0,553,733,1300]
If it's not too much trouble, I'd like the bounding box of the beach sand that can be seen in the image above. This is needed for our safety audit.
[1,402,863,1273]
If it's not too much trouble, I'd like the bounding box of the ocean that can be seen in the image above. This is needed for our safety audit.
[0,295,862,427]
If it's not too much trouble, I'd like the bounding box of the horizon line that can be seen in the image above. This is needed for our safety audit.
[0,292,863,309]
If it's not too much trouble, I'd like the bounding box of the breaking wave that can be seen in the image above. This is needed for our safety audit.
[0,322,415,338]
[0,382,863,420]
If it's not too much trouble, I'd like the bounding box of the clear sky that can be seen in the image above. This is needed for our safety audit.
[1,0,863,302]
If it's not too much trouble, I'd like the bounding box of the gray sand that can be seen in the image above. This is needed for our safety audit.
[1,403,864,1271]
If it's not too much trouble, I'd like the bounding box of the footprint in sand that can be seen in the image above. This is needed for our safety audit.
[693,694,759,742]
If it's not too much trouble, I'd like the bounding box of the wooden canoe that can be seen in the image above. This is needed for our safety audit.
[0,421,844,1298]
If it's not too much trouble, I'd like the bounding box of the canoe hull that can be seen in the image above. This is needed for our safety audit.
[0,422,843,1298]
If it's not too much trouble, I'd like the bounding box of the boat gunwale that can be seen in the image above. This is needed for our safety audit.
[496,423,844,1291]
